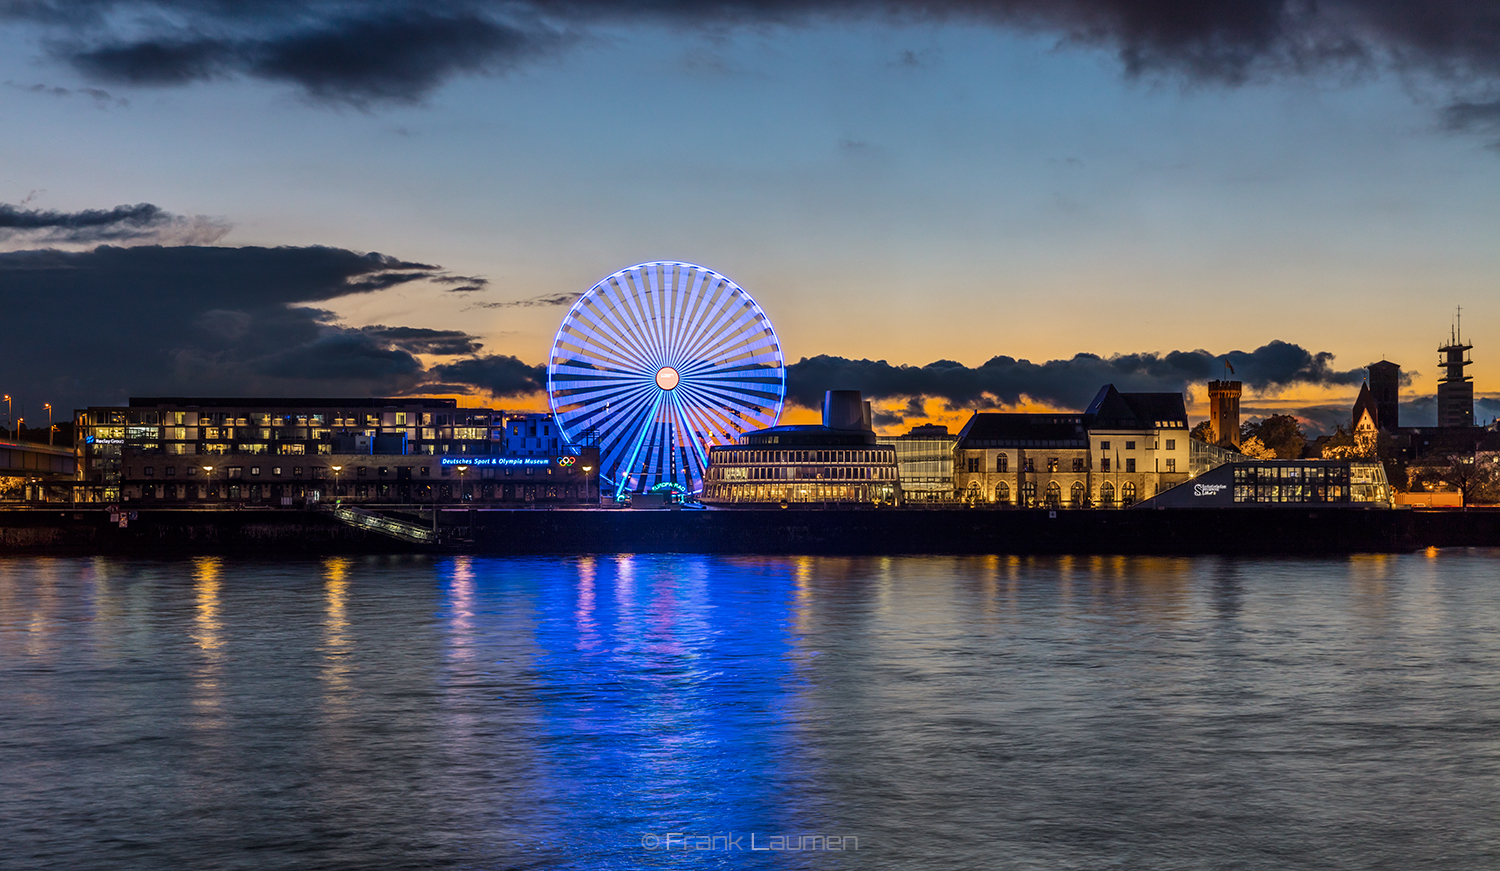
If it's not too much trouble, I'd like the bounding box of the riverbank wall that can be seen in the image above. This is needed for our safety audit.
[2,506,1498,555]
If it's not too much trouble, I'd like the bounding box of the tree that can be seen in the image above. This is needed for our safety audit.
[1238,435,1277,460]
[1190,420,1214,443]
[1320,425,1369,460]
[1241,414,1306,460]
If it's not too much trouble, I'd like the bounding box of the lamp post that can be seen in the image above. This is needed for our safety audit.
[44,404,52,446]
[202,466,215,505]
[331,465,343,506]
[14,418,21,444]
[3,395,10,439]
[581,464,593,504]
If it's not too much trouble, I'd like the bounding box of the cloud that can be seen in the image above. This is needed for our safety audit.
[60,8,565,106]
[425,354,548,397]
[0,243,463,409]
[430,274,490,292]
[8,1,1500,112]
[4,79,128,107]
[0,201,229,247]
[360,326,484,356]
[472,291,583,309]
[786,340,1371,413]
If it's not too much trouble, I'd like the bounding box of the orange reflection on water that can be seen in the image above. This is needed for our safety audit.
[189,556,226,727]
[321,557,355,708]
[191,557,224,655]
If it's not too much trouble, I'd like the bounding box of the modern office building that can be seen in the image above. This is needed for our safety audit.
[703,390,900,506]
[1138,459,1393,508]
[75,397,597,506]
[1207,380,1242,448]
[503,413,563,456]
[877,424,956,503]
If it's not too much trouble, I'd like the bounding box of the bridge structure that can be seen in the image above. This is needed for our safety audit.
[0,439,76,480]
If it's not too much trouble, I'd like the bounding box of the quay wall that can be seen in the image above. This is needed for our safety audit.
[2,506,1498,555]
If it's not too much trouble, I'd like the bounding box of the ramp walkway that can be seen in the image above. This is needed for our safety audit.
[330,506,437,544]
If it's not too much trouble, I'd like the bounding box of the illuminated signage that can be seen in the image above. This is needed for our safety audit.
[557,456,576,467]
[439,457,550,467]
[87,436,124,446]
[1193,483,1228,497]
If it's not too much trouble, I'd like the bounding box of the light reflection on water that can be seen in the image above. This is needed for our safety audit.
[1,552,1499,870]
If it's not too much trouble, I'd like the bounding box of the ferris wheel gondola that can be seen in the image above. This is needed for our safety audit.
[546,261,785,496]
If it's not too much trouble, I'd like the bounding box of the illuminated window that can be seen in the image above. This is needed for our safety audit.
[1101,457,1111,473]
[1047,458,1058,473]
[995,482,1010,503]
[1072,458,1085,472]
[1071,481,1085,504]
[1023,458,1035,473]
[1165,458,1177,472]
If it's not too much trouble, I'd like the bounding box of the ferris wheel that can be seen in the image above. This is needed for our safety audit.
[547,261,785,496]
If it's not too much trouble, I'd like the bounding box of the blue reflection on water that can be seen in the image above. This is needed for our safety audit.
[435,555,832,867]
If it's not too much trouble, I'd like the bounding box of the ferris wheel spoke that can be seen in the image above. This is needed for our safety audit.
[571,294,657,373]
[682,308,772,370]
[662,265,694,367]
[618,270,667,368]
[558,317,655,373]
[679,342,782,378]
[591,277,662,370]
[612,390,665,493]
[671,269,719,368]
[674,279,740,363]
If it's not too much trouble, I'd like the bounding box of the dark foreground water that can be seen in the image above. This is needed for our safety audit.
[2,552,1499,870]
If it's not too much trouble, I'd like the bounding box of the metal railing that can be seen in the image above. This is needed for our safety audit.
[330,506,436,543]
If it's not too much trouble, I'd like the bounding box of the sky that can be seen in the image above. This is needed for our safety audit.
[2,1,1500,435]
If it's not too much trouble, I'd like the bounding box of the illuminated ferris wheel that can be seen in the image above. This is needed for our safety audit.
[547,261,785,496]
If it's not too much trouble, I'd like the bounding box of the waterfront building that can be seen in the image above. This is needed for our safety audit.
[1138,459,1393,508]
[1207,380,1242,448]
[952,414,1090,507]
[877,424,957,503]
[503,413,562,456]
[703,391,900,506]
[75,397,597,505]
[1085,385,1191,506]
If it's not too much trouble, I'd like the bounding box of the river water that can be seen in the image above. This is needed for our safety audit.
[2,552,1499,870]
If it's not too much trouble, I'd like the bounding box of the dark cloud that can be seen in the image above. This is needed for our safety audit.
[10,1,1500,114]
[360,326,484,356]
[60,8,563,105]
[786,340,1370,413]
[0,201,227,246]
[474,291,582,309]
[0,243,459,410]
[430,274,490,292]
[426,354,548,398]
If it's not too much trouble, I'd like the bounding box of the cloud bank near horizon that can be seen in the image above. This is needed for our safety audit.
[1,240,1399,437]
[5,0,1500,132]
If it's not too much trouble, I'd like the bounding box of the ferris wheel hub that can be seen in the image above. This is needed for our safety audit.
[655,367,680,390]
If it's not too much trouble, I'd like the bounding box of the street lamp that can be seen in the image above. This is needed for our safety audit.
[331,465,343,505]
[202,466,215,503]
[2,395,9,439]
[44,404,52,446]
[581,464,593,503]
[14,418,21,443]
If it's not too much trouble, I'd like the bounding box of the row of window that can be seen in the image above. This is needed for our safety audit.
[717,466,894,481]
[130,464,559,480]
[715,448,893,465]
[960,456,1178,474]
[965,480,1140,506]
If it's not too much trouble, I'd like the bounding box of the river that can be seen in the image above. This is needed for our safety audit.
[2,552,1498,869]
